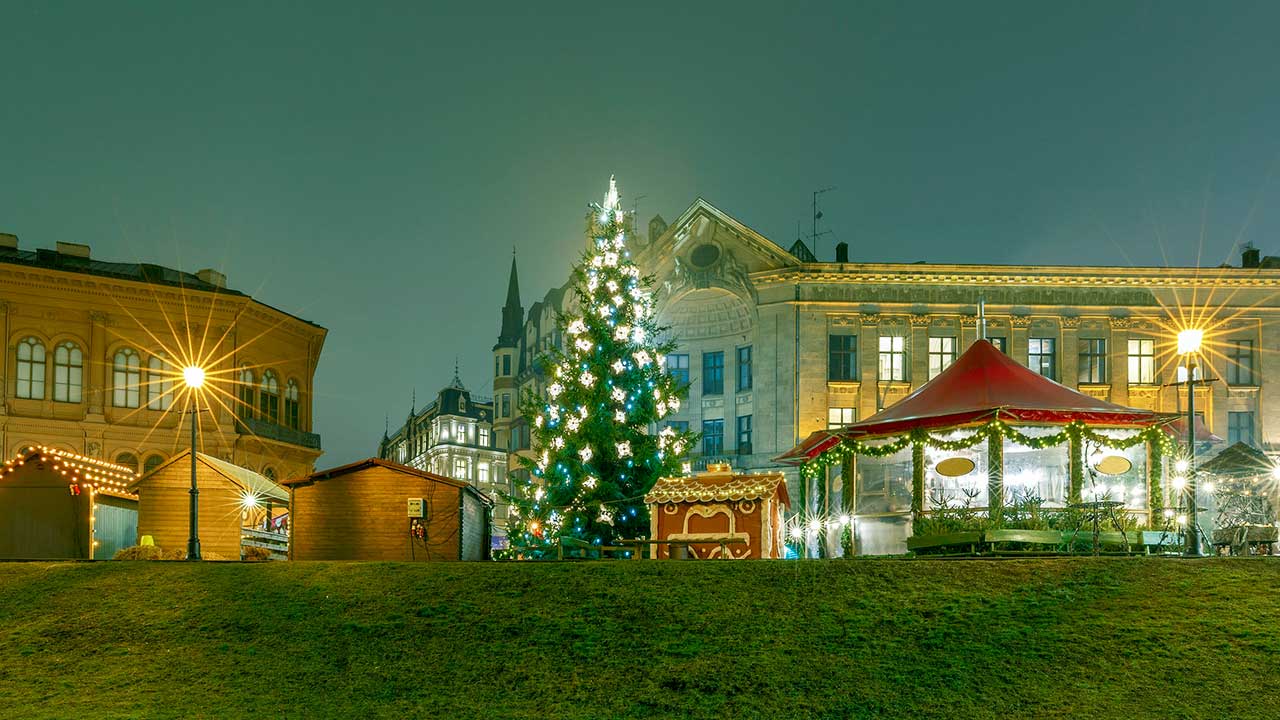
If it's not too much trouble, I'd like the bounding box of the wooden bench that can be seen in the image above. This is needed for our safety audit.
[617,537,748,560]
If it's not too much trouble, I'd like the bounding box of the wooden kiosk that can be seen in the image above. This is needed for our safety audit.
[645,463,789,559]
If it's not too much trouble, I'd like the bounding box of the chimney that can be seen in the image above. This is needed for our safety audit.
[196,268,227,288]
[55,241,90,258]
[835,241,849,263]
[0,233,16,250]
[1242,244,1261,268]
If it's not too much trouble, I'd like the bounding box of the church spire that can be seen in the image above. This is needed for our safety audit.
[496,250,523,349]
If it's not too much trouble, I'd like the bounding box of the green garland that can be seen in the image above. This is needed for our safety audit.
[803,418,1177,480]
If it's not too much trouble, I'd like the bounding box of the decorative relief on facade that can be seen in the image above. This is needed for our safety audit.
[1109,316,1134,329]
[909,314,932,327]
[1060,316,1081,329]
[1010,316,1032,328]
[858,312,880,325]
[959,315,978,326]
[829,315,860,327]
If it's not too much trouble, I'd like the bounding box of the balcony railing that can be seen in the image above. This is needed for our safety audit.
[240,417,322,450]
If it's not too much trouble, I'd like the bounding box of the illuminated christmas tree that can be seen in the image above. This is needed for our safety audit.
[505,177,697,554]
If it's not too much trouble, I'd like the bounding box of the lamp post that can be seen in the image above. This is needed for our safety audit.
[183,365,206,561]
[1177,329,1204,557]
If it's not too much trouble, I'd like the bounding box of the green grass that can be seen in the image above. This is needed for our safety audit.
[1,559,1278,719]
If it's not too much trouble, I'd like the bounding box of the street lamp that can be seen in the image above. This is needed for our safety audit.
[183,365,205,561]
[1177,329,1203,557]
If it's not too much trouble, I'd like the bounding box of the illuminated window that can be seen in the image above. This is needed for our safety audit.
[259,371,280,424]
[238,366,255,420]
[285,379,301,430]
[1127,339,1155,385]
[828,407,856,428]
[147,354,173,410]
[479,427,491,447]
[1028,338,1057,381]
[112,348,141,408]
[928,337,956,380]
[478,463,490,484]
[53,341,82,403]
[16,337,46,400]
[878,335,906,382]
[454,457,469,480]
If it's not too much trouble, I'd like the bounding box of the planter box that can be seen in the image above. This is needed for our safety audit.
[907,531,982,552]
[984,529,1063,547]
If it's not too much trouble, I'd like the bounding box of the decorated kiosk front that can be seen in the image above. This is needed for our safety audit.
[779,339,1177,555]
[645,463,789,559]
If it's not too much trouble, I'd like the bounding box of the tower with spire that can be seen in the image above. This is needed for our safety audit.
[492,249,523,453]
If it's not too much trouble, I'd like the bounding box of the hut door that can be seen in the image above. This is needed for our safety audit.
[94,500,139,560]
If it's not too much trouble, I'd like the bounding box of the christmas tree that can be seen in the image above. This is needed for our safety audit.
[505,177,697,554]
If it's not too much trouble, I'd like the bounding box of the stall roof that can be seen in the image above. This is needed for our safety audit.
[130,451,288,503]
[646,466,790,506]
[778,339,1165,463]
[1199,442,1274,478]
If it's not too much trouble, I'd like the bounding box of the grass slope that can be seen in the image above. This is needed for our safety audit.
[1,559,1278,719]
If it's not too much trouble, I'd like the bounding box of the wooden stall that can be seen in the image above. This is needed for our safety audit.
[130,450,288,560]
[645,463,790,559]
[0,446,137,559]
[283,458,493,561]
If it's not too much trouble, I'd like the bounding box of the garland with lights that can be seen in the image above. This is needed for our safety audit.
[801,418,1178,517]
[503,178,697,555]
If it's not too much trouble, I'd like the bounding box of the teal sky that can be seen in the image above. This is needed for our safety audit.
[3,2,1279,467]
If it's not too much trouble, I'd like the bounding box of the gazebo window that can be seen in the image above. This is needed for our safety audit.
[112,348,141,408]
[147,354,173,410]
[16,337,46,400]
[237,366,255,420]
[285,379,301,430]
[53,342,83,403]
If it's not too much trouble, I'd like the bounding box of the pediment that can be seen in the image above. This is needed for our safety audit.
[637,198,796,276]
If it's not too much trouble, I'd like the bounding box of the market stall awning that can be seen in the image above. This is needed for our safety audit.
[1198,441,1271,477]
[777,339,1164,464]
[1162,416,1224,444]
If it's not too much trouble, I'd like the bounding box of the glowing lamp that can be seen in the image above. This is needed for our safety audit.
[241,493,260,510]
[1271,465,1280,481]
[789,526,803,540]
[1177,329,1203,355]
[1172,476,1187,491]
[182,365,205,389]
[1174,459,1189,474]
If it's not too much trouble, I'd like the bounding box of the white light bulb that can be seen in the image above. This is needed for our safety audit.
[1175,459,1189,474]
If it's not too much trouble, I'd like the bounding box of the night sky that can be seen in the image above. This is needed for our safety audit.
[3,2,1280,467]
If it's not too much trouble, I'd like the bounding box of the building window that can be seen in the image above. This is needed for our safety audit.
[988,336,1008,353]
[114,452,138,474]
[147,354,173,410]
[478,462,490,484]
[263,467,277,482]
[285,379,301,430]
[736,415,753,454]
[112,348,141,408]
[238,366,255,420]
[828,334,857,382]
[1079,338,1107,384]
[1226,340,1255,385]
[928,336,956,380]
[142,454,164,476]
[479,427,491,447]
[878,335,907,382]
[53,341,82,403]
[16,337,46,400]
[702,419,724,456]
[702,351,724,395]
[502,355,511,376]
[1228,411,1256,446]
[1127,339,1155,385]
[501,393,511,418]
[260,371,280,425]
[666,353,690,387]
[667,420,690,433]
[1028,338,1057,380]
[454,457,469,480]
[736,346,753,391]
[828,407,856,428]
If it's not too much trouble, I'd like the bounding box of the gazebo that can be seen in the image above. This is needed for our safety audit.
[778,339,1177,554]
[1198,442,1278,554]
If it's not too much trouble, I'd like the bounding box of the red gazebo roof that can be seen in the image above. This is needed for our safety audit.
[777,339,1165,464]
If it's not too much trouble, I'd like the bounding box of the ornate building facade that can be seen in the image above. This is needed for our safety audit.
[1,234,326,481]
[491,198,1280,531]
[377,375,509,542]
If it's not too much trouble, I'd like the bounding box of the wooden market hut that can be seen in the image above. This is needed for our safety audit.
[1198,442,1278,553]
[645,462,790,559]
[778,339,1173,554]
[129,450,288,560]
[0,446,138,560]
[283,458,493,561]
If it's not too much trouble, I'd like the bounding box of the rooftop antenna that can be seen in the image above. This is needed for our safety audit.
[632,194,647,219]
[810,186,836,260]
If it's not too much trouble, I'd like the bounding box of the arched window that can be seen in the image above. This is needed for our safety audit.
[16,337,46,400]
[259,371,280,425]
[263,466,277,482]
[53,342,83,403]
[237,366,255,420]
[285,379,301,430]
[112,348,141,408]
[147,354,173,410]
[143,454,165,476]
[115,452,139,475]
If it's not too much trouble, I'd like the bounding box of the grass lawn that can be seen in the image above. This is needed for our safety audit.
[1,558,1278,719]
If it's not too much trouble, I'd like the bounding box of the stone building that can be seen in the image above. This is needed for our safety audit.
[1,234,326,481]
[490,198,1280,521]
[378,373,509,543]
